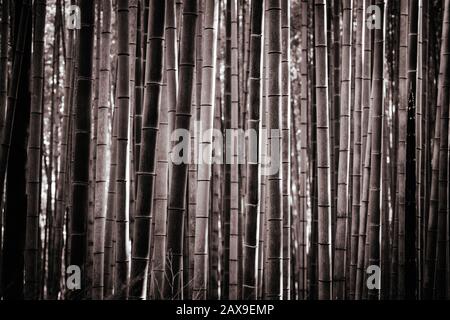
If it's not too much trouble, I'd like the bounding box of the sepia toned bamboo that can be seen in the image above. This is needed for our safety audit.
[229,0,240,300]
[188,6,204,297]
[366,0,384,301]
[184,186,193,299]
[128,0,138,243]
[68,0,95,299]
[46,2,64,299]
[66,34,81,272]
[50,14,75,300]
[314,0,331,300]
[187,8,201,293]
[129,0,138,138]
[0,0,32,227]
[346,5,356,298]
[209,0,223,300]
[298,0,309,300]
[420,0,430,298]
[360,0,373,173]
[0,0,8,139]
[259,13,269,299]
[362,10,374,299]
[104,103,118,298]
[51,1,62,294]
[240,2,250,190]
[166,0,178,147]
[308,0,319,299]
[195,1,203,119]
[186,111,196,299]
[183,1,204,299]
[387,1,399,299]
[222,0,232,300]
[281,0,291,300]
[24,0,46,300]
[349,0,363,300]
[423,0,450,299]
[265,0,283,300]
[135,0,148,176]
[1,0,450,301]
[330,0,340,243]
[46,5,63,296]
[404,0,419,300]
[325,3,332,229]
[193,0,219,300]
[414,2,423,297]
[92,0,112,300]
[149,62,168,300]
[184,2,203,299]
[149,0,177,300]
[237,5,248,290]
[114,0,131,299]
[130,0,166,300]
[0,0,6,272]
[87,4,101,296]
[333,0,351,300]
[355,0,374,299]
[51,3,62,296]
[395,0,408,299]
[165,0,198,299]
[256,11,267,297]
[355,107,373,300]
[2,0,32,299]
[434,0,450,299]
[242,0,264,300]
[381,89,391,300]
[291,112,302,299]
[415,0,428,298]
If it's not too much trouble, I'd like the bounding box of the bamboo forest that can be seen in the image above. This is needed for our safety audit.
[0,0,449,301]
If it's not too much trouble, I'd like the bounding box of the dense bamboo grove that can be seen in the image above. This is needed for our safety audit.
[0,0,449,300]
